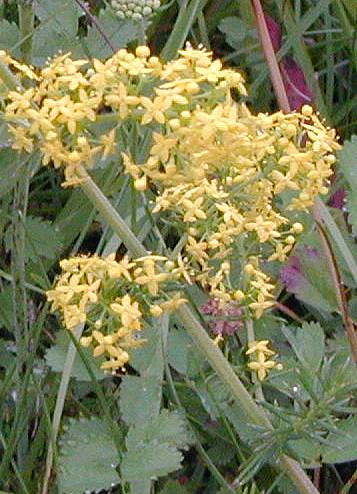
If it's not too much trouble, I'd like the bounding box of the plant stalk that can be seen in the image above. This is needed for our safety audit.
[80,168,320,494]
[19,1,34,64]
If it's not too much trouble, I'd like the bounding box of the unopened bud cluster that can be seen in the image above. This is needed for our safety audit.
[111,0,160,20]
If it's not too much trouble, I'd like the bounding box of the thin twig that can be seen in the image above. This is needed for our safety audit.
[73,0,116,54]
[251,0,291,112]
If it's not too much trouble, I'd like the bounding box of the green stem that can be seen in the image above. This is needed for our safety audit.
[41,324,84,494]
[19,1,34,64]
[79,169,320,494]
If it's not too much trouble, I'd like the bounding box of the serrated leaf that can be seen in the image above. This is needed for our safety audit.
[74,9,140,59]
[125,410,191,451]
[321,416,357,463]
[121,443,183,482]
[338,135,357,189]
[45,330,106,381]
[0,20,20,57]
[282,322,324,372]
[58,417,120,494]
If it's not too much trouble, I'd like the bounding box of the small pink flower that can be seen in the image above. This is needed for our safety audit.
[201,299,243,336]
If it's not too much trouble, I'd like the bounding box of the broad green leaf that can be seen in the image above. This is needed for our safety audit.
[74,9,140,59]
[321,416,357,463]
[338,135,357,189]
[120,329,164,426]
[25,216,62,261]
[283,322,325,373]
[45,330,106,381]
[58,417,120,494]
[5,216,62,262]
[53,189,93,250]
[31,26,76,66]
[120,373,162,426]
[121,443,183,482]
[129,326,161,373]
[34,0,81,36]
[168,326,204,377]
[288,437,321,464]
[218,16,252,49]
[32,0,81,65]
[0,20,20,57]
[125,410,191,451]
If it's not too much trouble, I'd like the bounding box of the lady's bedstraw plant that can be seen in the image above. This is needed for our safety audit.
[1,45,339,373]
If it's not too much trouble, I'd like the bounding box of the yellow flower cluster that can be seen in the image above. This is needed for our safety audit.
[46,253,186,371]
[2,45,246,187]
[246,340,282,381]
[2,45,340,320]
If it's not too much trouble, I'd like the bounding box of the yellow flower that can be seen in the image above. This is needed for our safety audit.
[140,95,172,125]
[134,256,169,296]
[248,352,277,381]
[110,294,142,330]
[105,253,135,281]
[246,340,275,356]
[100,129,116,158]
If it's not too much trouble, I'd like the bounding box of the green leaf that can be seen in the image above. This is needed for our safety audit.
[25,216,62,261]
[338,135,357,189]
[32,0,81,66]
[0,20,20,56]
[34,0,81,36]
[75,9,140,59]
[120,329,164,426]
[121,443,183,482]
[218,16,252,49]
[53,188,93,250]
[45,330,106,381]
[0,149,27,199]
[58,417,120,494]
[122,413,190,482]
[125,410,191,451]
[321,416,357,463]
[283,322,325,373]
[5,216,62,263]
[288,437,321,464]
[168,326,204,377]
